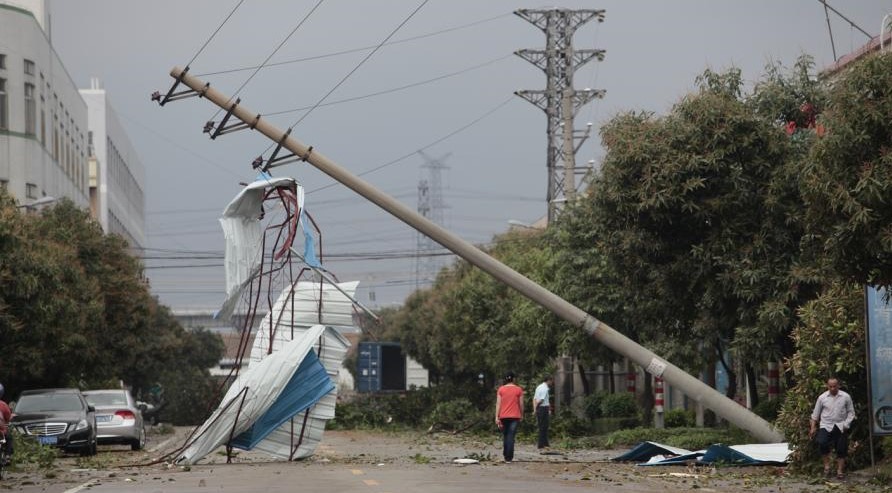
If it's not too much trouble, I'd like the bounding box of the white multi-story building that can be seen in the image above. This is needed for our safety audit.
[0,0,145,249]
[0,0,89,209]
[81,79,146,249]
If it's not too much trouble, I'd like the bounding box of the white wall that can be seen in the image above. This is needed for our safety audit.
[81,84,147,249]
[0,2,89,207]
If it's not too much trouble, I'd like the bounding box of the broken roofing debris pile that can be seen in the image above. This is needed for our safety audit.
[612,441,792,466]
[175,174,360,465]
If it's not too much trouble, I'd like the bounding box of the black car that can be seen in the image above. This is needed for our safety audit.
[11,388,97,456]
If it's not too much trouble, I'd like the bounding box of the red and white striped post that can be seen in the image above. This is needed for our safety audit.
[654,375,665,428]
[767,361,780,400]
[627,368,636,394]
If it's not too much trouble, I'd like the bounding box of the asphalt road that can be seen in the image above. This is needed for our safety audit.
[0,428,879,493]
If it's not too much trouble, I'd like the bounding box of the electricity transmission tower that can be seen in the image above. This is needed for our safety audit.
[415,151,450,289]
[515,8,606,224]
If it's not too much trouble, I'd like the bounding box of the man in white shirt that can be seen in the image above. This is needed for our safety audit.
[809,377,855,479]
[533,376,554,450]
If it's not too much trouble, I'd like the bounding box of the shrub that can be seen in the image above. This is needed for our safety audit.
[663,408,695,428]
[599,392,637,418]
[426,398,484,432]
[752,397,783,422]
[776,282,870,471]
[329,395,393,429]
[580,391,605,420]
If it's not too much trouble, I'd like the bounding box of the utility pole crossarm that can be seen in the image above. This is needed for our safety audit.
[514,49,550,72]
[156,66,784,444]
[573,49,607,66]
[513,90,550,112]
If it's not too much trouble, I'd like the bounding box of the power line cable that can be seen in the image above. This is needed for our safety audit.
[822,1,838,60]
[816,0,872,39]
[308,95,515,194]
[282,0,431,132]
[186,0,246,68]
[265,54,512,117]
[210,0,326,121]
[196,12,511,77]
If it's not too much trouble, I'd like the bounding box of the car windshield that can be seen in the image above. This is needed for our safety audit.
[15,393,84,413]
[84,392,127,407]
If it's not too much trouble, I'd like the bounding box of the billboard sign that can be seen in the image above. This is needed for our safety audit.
[867,286,892,435]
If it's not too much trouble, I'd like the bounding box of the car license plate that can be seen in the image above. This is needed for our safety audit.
[38,436,58,445]
[97,415,112,423]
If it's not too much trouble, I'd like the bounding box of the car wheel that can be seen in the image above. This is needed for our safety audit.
[132,427,146,451]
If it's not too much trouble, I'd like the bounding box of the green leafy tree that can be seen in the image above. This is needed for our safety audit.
[0,197,104,393]
[0,191,223,424]
[583,67,811,403]
[802,51,892,287]
[394,230,563,387]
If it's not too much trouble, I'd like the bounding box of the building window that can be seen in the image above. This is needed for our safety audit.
[40,103,45,144]
[0,54,6,70]
[24,59,35,76]
[0,78,6,129]
[25,183,37,199]
[24,83,36,135]
[0,179,7,191]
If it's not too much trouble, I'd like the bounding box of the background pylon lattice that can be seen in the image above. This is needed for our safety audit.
[415,151,450,289]
[515,8,606,224]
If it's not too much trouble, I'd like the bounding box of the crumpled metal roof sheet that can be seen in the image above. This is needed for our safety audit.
[247,281,353,459]
[175,324,329,465]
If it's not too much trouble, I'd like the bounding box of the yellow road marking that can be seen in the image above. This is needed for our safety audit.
[351,469,364,475]
[362,479,380,486]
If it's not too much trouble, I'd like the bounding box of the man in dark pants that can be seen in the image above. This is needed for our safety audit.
[533,376,553,450]
[809,377,855,479]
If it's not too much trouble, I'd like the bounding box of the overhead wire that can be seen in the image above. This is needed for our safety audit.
[815,0,873,39]
[195,12,512,77]
[281,0,432,132]
[185,0,246,68]
[264,54,512,117]
[308,95,516,194]
[209,0,327,122]
[822,1,838,60]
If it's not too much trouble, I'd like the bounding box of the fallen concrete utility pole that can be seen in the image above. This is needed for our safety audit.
[159,66,783,443]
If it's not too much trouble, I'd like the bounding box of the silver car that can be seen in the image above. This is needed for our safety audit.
[82,390,146,450]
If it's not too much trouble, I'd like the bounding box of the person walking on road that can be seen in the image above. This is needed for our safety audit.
[495,371,524,463]
[533,376,553,450]
[809,377,855,480]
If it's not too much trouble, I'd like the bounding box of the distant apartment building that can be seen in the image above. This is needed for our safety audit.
[81,80,146,249]
[0,0,145,249]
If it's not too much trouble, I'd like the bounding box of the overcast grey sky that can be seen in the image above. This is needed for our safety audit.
[49,0,891,312]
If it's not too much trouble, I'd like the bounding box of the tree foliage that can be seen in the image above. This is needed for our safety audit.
[802,51,892,287]
[578,66,814,399]
[0,192,222,424]
[393,230,565,386]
